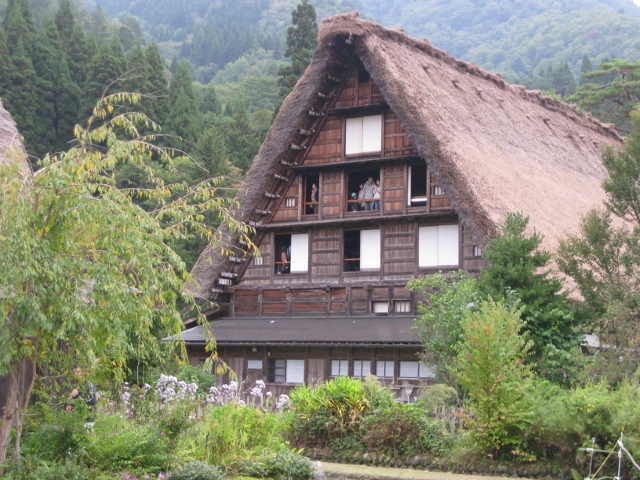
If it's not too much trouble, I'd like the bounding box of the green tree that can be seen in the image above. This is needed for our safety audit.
[145,43,170,126]
[54,0,74,42]
[454,299,535,456]
[477,213,579,366]
[8,38,54,159]
[83,36,127,119]
[226,102,259,173]
[65,23,91,88]
[166,59,201,147]
[407,271,478,392]
[580,54,592,85]
[3,0,35,56]
[558,108,640,381]
[126,42,152,94]
[277,0,318,101]
[568,59,640,131]
[0,26,17,102]
[0,93,252,470]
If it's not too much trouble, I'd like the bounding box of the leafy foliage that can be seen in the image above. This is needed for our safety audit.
[477,212,581,378]
[408,271,478,389]
[0,92,252,465]
[240,449,314,480]
[277,0,318,100]
[360,403,453,457]
[169,461,225,480]
[558,108,640,381]
[193,402,292,471]
[568,59,640,130]
[289,376,370,451]
[454,299,535,457]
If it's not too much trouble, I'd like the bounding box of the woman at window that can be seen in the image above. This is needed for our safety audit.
[373,179,381,210]
[309,183,318,214]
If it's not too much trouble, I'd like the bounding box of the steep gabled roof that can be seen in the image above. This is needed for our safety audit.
[189,12,622,300]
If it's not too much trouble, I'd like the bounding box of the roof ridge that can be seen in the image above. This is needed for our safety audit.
[319,12,621,142]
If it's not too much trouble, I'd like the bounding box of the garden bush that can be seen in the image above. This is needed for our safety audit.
[21,406,89,461]
[289,376,370,452]
[528,380,640,458]
[4,458,109,480]
[240,449,314,480]
[360,403,453,457]
[84,415,174,474]
[191,401,292,470]
[170,461,225,480]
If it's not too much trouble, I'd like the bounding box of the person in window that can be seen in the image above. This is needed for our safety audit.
[357,183,364,211]
[373,179,381,210]
[277,246,290,274]
[309,183,318,214]
[349,192,358,211]
[362,177,376,210]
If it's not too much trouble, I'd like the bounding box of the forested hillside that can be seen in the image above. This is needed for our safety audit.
[360,0,640,82]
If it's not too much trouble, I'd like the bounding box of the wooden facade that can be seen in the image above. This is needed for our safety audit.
[186,64,488,397]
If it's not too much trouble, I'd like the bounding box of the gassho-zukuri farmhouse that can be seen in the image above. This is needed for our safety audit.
[182,12,623,400]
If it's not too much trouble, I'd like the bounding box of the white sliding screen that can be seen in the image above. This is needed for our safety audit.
[418,225,459,267]
[290,233,309,272]
[286,359,305,383]
[362,115,382,153]
[345,115,382,155]
[345,117,363,155]
[360,229,381,270]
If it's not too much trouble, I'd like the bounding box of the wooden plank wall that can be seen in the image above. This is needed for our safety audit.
[383,223,417,275]
[334,73,357,108]
[385,112,418,157]
[304,117,342,166]
[243,234,272,282]
[311,227,341,278]
[430,173,452,209]
[321,171,342,218]
[382,164,405,214]
[272,177,300,222]
[461,225,487,272]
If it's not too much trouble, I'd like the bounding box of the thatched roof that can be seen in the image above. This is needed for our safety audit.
[0,99,27,172]
[189,12,622,300]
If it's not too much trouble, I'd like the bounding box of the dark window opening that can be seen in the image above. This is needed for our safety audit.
[358,67,370,84]
[267,358,285,383]
[346,169,380,212]
[274,234,291,274]
[409,164,427,206]
[344,230,360,272]
[304,174,319,215]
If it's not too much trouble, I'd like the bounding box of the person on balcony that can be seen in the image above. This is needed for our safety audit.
[362,177,376,210]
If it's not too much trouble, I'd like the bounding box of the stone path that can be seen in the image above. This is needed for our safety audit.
[321,462,533,480]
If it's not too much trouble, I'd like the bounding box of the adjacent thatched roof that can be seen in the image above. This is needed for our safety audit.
[189,12,623,300]
[0,99,27,172]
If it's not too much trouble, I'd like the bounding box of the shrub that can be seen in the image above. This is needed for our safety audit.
[84,415,173,474]
[21,407,88,461]
[360,403,453,457]
[174,365,217,394]
[454,299,535,457]
[241,449,313,480]
[361,375,395,410]
[4,459,108,480]
[289,376,370,451]
[191,402,291,470]
[170,461,225,480]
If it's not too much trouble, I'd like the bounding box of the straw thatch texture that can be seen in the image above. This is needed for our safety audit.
[0,99,27,172]
[189,12,622,300]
